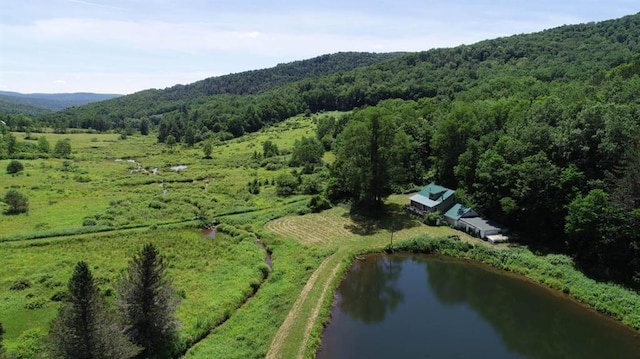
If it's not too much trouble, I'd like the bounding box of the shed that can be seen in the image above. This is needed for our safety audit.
[458,217,507,239]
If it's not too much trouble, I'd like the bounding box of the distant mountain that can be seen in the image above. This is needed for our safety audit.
[0,91,122,115]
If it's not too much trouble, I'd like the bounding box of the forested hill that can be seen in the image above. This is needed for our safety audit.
[41,13,639,135]
[40,52,404,124]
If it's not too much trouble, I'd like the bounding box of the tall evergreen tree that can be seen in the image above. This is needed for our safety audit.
[117,244,180,359]
[48,261,139,359]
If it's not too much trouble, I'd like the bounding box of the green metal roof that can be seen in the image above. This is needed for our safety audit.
[417,183,455,203]
[444,203,477,220]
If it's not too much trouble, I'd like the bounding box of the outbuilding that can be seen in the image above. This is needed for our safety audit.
[458,217,507,239]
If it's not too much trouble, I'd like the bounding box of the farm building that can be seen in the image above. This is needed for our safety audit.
[407,183,508,243]
[408,183,456,214]
[443,203,478,227]
[457,217,507,240]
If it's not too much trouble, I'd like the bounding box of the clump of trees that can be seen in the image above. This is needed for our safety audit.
[48,244,180,359]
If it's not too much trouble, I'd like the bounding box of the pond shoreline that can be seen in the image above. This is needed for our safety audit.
[308,235,640,357]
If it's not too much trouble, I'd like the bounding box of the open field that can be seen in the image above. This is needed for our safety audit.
[0,115,331,357]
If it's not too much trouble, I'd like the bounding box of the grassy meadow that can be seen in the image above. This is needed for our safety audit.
[0,116,323,357]
[1,114,639,359]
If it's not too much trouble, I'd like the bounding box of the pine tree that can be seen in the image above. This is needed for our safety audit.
[48,261,139,359]
[117,244,180,358]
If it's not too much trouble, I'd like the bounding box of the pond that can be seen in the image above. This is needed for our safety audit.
[317,254,640,359]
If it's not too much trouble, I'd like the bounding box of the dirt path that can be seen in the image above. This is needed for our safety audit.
[266,253,337,359]
[296,256,343,358]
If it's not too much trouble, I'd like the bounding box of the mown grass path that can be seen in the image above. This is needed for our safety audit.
[264,196,494,358]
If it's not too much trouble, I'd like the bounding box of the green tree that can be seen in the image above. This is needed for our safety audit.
[38,136,51,153]
[164,135,176,149]
[289,136,324,167]
[53,139,72,158]
[262,140,279,158]
[139,117,150,136]
[203,141,213,159]
[5,133,17,155]
[6,159,24,174]
[275,172,298,196]
[332,107,396,210]
[3,189,28,214]
[565,189,627,273]
[117,244,180,359]
[48,261,139,359]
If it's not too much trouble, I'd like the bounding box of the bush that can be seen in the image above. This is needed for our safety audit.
[275,173,298,196]
[309,195,331,213]
[10,278,31,291]
[82,217,98,226]
[53,138,72,158]
[6,160,24,174]
[24,298,46,310]
[4,189,30,214]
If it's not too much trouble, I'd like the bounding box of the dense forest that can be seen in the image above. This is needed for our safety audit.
[3,13,640,286]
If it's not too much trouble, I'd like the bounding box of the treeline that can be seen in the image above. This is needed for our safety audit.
[324,79,640,285]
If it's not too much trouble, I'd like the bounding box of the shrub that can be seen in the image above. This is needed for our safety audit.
[50,291,69,302]
[24,298,46,310]
[276,173,298,196]
[4,188,31,214]
[53,138,72,158]
[10,278,31,291]
[309,195,331,213]
[6,160,24,174]
[82,217,98,226]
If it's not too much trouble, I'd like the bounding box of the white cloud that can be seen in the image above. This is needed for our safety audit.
[0,0,637,93]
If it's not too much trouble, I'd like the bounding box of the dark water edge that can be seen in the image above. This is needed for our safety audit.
[317,254,640,359]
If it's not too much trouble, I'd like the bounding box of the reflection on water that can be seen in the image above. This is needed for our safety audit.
[337,256,404,324]
[318,254,640,359]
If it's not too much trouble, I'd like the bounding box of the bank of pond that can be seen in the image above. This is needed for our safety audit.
[316,237,640,358]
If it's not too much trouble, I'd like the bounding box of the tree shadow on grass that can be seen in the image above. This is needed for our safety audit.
[342,202,420,236]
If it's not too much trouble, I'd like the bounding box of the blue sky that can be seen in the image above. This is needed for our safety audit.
[0,1,638,94]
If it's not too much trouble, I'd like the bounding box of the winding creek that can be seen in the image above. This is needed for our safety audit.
[317,254,640,359]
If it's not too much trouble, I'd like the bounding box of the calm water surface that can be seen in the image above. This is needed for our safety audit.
[317,254,640,359]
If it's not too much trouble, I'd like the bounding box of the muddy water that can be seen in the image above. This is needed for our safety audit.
[317,254,640,359]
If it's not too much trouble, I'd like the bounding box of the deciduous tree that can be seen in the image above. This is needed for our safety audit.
[53,139,72,158]
[6,159,24,174]
[3,189,28,214]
